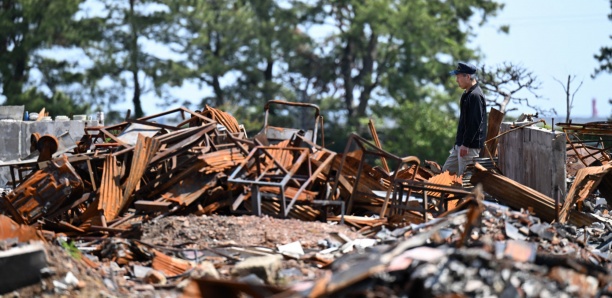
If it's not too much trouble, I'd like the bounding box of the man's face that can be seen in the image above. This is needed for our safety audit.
[455,73,471,90]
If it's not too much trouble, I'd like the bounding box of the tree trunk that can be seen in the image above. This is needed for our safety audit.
[356,33,378,118]
[262,58,274,102]
[341,39,355,118]
[212,76,224,107]
[565,75,571,123]
[129,0,143,118]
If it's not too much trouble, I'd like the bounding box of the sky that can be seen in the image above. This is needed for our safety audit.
[470,0,612,119]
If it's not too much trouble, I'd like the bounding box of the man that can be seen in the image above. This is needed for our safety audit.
[442,62,487,175]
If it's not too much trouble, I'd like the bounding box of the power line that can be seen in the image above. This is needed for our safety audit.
[498,13,605,22]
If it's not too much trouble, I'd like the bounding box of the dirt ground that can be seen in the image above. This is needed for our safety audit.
[140,214,364,250]
[6,214,366,297]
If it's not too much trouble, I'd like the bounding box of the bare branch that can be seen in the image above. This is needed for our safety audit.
[479,62,544,114]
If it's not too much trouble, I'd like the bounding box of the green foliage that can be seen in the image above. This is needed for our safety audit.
[374,92,458,163]
[59,239,81,260]
[0,0,87,114]
[594,1,612,77]
[80,0,177,118]
[18,88,89,117]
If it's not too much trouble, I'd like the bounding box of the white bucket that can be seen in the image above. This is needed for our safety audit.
[73,115,86,121]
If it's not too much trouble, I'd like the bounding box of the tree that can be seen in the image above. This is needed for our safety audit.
[553,75,583,123]
[298,0,504,131]
[0,0,90,115]
[594,0,612,77]
[80,0,176,119]
[160,0,246,107]
[479,62,548,115]
[375,91,457,162]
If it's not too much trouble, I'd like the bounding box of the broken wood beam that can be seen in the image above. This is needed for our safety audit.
[134,201,172,213]
[559,162,612,223]
[470,163,598,226]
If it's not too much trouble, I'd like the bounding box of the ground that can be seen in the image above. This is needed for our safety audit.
[5,214,365,297]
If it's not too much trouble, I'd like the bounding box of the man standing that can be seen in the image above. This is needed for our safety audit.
[442,62,487,175]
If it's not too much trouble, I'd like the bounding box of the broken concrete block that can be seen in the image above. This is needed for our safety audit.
[0,242,47,294]
[232,254,283,284]
[190,261,220,279]
[277,241,304,259]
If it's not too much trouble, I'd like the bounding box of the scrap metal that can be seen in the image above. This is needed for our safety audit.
[559,162,612,223]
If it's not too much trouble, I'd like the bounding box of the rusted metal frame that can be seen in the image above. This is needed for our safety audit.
[327,134,367,213]
[327,133,407,215]
[86,158,98,191]
[368,119,390,173]
[380,156,421,218]
[208,130,246,151]
[225,133,254,155]
[0,192,25,224]
[2,161,37,188]
[149,124,215,166]
[565,132,612,166]
[557,121,612,133]
[39,155,99,191]
[573,144,612,163]
[263,100,322,145]
[44,193,92,223]
[137,106,215,125]
[174,111,216,128]
[9,164,18,188]
[558,128,612,135]
[565,133,590,167]
[319,115,325,148]
[126,119,183,132]
[251,136,310,189]
[154,125,211,144]
[390,179,470,221]
[98,128,131,148]
[88,225,129,233]
[250,141,293,178]
[109,213,136,228]
[228,146,310,217]
[259,147,309,217]
[283,150,335,217]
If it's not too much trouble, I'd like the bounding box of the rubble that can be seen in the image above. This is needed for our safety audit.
[0,103,611,297]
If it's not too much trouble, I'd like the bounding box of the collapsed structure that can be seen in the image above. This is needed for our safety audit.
[0,102,611,297]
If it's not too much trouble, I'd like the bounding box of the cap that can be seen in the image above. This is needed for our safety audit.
[449,62,477,75]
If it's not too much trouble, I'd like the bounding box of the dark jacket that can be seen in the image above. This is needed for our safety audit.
[455,83,487,149]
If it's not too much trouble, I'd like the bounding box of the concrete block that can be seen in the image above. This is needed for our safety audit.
[190,261,220,279]
[232,254,283,284]
[0,121,21,161]
[0,120,86,187]
[0,242,48,294]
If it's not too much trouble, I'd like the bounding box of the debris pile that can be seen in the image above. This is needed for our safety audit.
[0,103,611,297]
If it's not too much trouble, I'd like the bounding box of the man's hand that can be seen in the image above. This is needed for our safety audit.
[459,145,468,157]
